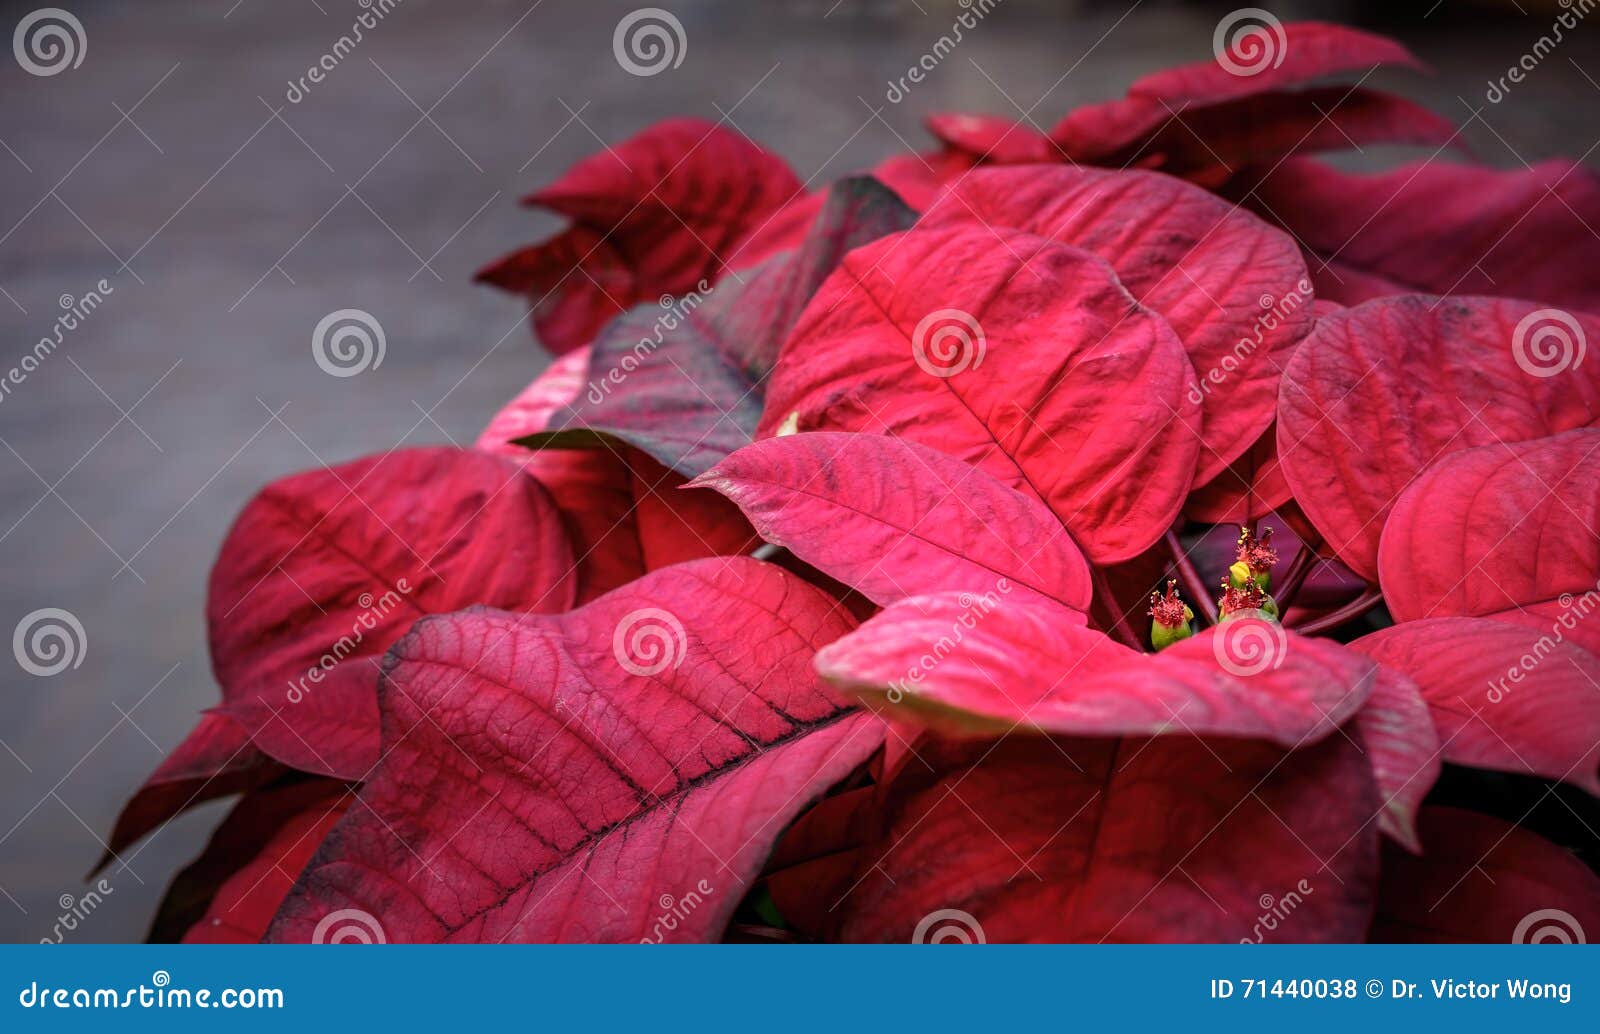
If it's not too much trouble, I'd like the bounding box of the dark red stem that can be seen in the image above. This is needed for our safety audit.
[1289,588,1385,636]
[1091,566,1145,650]
[1165,529,1219,626]
[1273,545,1317,614]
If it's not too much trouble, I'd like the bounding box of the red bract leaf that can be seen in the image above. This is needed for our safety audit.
[473,227,634,355]
[1237,158,1600,313]
[181,784,350,944]
[818,593,1374,748]
[923,113,1055,163]
[516,178,916,480]
[1372,807,1600,943]
[833,734,1378,942]
[1277,296,1600,579]
[209,447,578,779]
[1137,87,1458,184]
[1354,667,1439,855]
[1379,430,1600,654]
[691,432,1092,612]
[1351,618,1600,795]
[922,166,1312,484]
[481,119,803,353]
[758,225,1201,564]
[99,713,281,873]
[476,352,757,602]
[1128,22,1422,107]
[267,559,884,943]
[1185,423,1293,524]
[764,784,881,939]
[867,150,974,211]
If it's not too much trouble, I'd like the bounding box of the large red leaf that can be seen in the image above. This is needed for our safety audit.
[1184,422,1293,523]
[179,783,350,944]
[473,227,634,356]
[922,166,1312,484]
[832,733,1378,942]
[817,593,1375,749]
[690,432,1092,612]
[1372,807,1600,943]
[923,113,1055,164]
[1236,157,1600,314]
[758,225,1201,564]
[1351,618,1600,795]
[1277,296,1600,579]
[209,447,578,779]
[1128,22,1422,108]
[1379,430,1600,655]
[476,353,758,603]
[515,178,916,479]
[479,119,803,353]
[99,713,282,872]
[267,558,884,943]
[1354,666,1439,855]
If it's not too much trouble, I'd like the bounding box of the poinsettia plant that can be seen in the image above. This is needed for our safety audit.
[110,21,1600,944]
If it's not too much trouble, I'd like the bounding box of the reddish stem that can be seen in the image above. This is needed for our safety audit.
[1091,566,1145,650]
[1165,530,1219,626]
[1273,545,1317,614]
[1289,589,1385,636]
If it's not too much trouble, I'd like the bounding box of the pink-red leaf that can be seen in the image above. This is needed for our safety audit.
[268,558,884,943]
[922,166,1312,483]
[758,224,1201,564]
[1351,617,1600,794]
[1277,296,1600,579]
[690,432,1092,612]
[1354,666,1440,854]
[1372,807,1600,943]
[1237,157,1600,313]
[1379,430,1600,654]
[833,733,1378,942]
[818,593,1374,748]
[209,447,577,779]
[923,113,1055,163]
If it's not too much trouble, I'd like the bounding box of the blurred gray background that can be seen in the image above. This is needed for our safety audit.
[0,0,1595,943]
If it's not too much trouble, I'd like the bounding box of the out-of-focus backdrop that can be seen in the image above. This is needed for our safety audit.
[0,0,1595,943]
